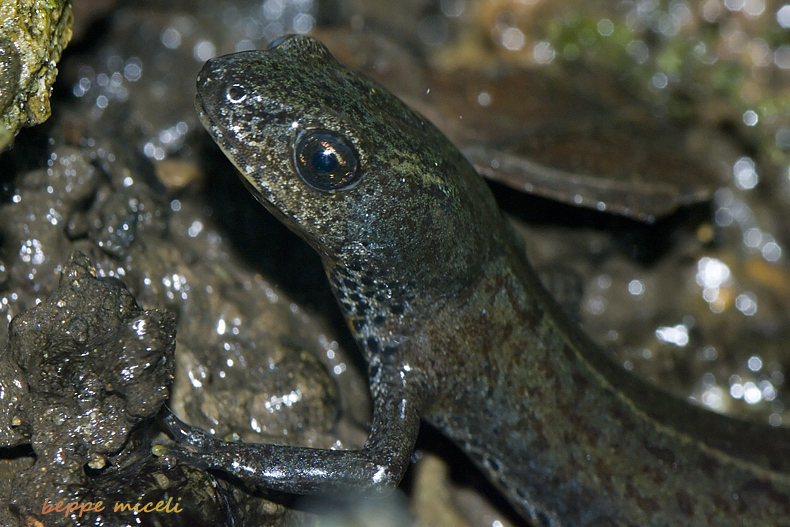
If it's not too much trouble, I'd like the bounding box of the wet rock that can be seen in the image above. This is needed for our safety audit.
[0,146,99,299]
[0,41,20,118]
[0,253,311,527]
[1,252,174,524]
[0,0,73,150]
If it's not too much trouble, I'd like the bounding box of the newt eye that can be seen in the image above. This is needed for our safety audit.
[293,130,361,191]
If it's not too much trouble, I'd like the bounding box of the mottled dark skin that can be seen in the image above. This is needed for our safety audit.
[166,35,790,525]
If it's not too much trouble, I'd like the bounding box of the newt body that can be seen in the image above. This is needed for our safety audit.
[167,35,790,525]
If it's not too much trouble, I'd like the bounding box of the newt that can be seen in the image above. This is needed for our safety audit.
[165,34,790,525]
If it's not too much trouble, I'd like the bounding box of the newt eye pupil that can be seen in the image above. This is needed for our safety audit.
[312,149,338,173]
[294,130,361,191]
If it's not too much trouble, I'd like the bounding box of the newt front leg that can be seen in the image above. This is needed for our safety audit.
[165,356,424,496]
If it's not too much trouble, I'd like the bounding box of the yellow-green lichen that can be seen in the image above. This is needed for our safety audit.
[0,0,73,151]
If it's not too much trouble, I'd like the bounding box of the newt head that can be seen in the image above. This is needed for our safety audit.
[194,34,510,299]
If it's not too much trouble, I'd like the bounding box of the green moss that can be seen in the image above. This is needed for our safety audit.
[0,0,73,151]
